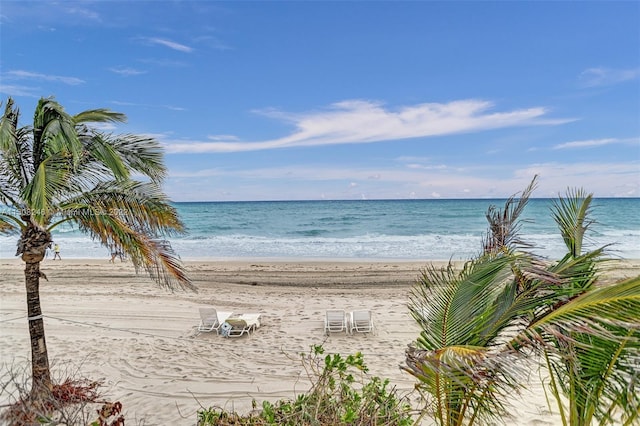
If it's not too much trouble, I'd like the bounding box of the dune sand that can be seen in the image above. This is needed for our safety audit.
[1,258,639,425]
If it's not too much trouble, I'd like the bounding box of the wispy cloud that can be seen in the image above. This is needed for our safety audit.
[65,6,101,22]
[579,67,640,87]
[208,134,241,141]
[144,37,193,53]
[405,163,448,171]
[110,100,186,111]
[5,70,84,85]
[165,99,574,153]
[0,84,40,98]
[138,58,189,68]
[194,35,232,51]
[514,162,640,197]
[92,122,118,131]
[553,137,639,150]
[167,160,640,200]
[109,66,147,76]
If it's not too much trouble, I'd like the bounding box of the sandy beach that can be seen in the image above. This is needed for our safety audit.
[1,258,639,425]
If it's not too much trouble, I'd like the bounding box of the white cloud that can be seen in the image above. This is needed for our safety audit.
[110,100,185,111]
[396,156,432,163]
[514,162,640,179]
[138,58,188,68]
[109,67,147,76]
[579,67,640,87]
[406,163,448,170]
[92,122,118,131]
[166,160,640,201]
[65,7,100,22]
[144,37,193,53]
[208,134,240,141]
[513,162,640,197]
[193,35,232,51]
[166,99,573,153]
[0,84,40,98]
[5,70,84,85]
[553,137,639,150]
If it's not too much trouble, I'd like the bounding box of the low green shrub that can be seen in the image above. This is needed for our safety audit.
[197,344,415,426]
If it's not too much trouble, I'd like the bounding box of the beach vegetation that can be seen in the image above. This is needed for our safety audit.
[196,344,415,425]
[0,97,192,408]
[405,177,640,425]
[0,361,126,426]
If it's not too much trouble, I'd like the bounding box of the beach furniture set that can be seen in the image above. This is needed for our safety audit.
[198,307,262,338]
[197,307,373,338]
[325,309,374,334]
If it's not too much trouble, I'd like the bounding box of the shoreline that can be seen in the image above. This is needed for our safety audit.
[1,259,639,424]
[2,257,638,285]
[0,256,447,263]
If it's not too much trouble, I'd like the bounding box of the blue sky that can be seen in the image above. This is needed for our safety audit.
[1,1,639,201]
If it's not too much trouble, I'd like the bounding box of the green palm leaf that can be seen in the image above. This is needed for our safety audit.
[409,254,551,351]
[551,189,595,257]
[526,277,640,334]
[517,276,640,425]
[56,180,192,290]
[483,175,537,254]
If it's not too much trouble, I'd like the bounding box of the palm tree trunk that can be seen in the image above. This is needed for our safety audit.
[24,260,52,396]
[17,220,53,397]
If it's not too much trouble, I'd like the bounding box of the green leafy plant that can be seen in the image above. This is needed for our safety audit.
[197,344,415,425]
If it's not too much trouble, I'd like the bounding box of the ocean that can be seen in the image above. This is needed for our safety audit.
[1,198,639,261]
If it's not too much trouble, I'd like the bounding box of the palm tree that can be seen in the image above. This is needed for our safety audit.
[404,178,548,425]
[0,97,193,398]
[404,178,640,425]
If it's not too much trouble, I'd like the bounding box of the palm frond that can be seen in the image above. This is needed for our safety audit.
[53,180,192,291]
[58,180,184,233]
[67,132,167,187]
[525,276,640,338]
[0,215,18,234]
[404,345,523,426]
[410,254,519,349]
[20,154,72,224]
[108,134,167,182]
[0,98,18,152]
[81,131,130,180]
[32,98,83,169]
[517,276,640,424]
[483,175,537,254]
[73,108,126,124]
[551,188,595,257]
[0,99,33,201]
[541,249,606,306]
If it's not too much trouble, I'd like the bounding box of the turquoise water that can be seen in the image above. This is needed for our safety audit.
[1,198,638,260]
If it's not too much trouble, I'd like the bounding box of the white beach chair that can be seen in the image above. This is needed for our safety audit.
[198,307,233,334]
[349,310,374,334]
[222,313,262,338]
[324,309,347,334]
